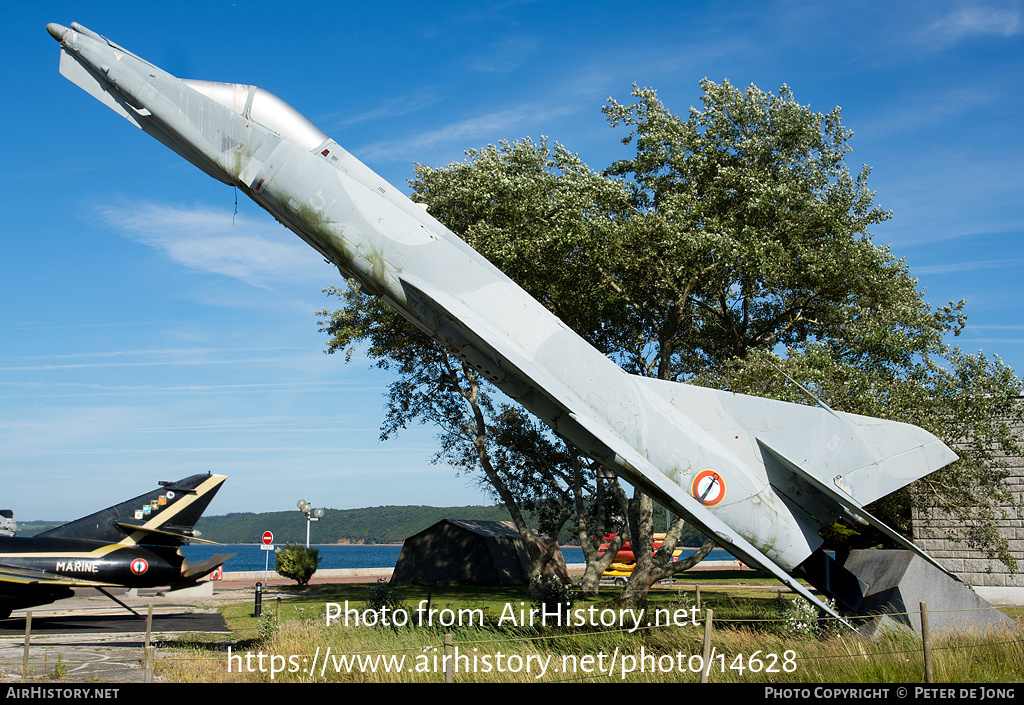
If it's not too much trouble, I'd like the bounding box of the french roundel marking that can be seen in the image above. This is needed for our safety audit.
[131,558,149,575]
[691,469,725,507]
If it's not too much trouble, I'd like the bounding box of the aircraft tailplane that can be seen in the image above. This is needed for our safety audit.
[177,553,236,586]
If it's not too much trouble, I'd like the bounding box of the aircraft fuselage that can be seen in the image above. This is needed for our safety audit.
[0,536,183,588]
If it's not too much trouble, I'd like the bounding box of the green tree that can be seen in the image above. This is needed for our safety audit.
[275,543,322,586]
[319,283,570,587]
[602,81,1022,572]
[320,80,1022,606]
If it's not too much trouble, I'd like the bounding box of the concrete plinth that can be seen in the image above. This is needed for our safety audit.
[843,550,1019,638]
[157,581,214,598]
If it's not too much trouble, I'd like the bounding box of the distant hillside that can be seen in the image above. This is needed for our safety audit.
[192,504,703,546]
[17,503,705,546]
[193,505,515,544]
[10,521,63,536]
[16,506,511,543]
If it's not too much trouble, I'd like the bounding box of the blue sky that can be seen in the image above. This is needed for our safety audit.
[2,1,1022,523]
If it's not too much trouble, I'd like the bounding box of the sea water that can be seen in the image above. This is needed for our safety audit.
[181,544,738,572]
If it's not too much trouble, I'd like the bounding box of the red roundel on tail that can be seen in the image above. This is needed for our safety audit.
[691,469,726,507]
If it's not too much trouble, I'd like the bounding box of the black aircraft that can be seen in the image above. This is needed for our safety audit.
[0,473,233,618]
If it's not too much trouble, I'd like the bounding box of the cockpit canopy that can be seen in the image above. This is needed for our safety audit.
[183,79,327,151]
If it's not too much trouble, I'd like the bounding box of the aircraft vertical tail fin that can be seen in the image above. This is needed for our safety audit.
[36,474,226,546]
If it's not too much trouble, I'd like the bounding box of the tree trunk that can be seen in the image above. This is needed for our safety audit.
[575,464,631,597]
[457,363,556,587]
[616,489,717,605]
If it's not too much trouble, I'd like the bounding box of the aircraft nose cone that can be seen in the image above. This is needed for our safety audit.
[47,23,69,42]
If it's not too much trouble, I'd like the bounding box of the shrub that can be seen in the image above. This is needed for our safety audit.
[257,610,277,642]
[275,543,321,586]
[530,575,575,624]
[366,579,406,627]
[773,594,840,637]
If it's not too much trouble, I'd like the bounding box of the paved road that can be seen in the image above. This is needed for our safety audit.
[0,611,228,636]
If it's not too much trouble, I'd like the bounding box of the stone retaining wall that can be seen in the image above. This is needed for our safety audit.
[912,400,1023,588]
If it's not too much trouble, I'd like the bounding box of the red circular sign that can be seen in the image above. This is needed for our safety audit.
[130,558,149,575]
[262,531,274,545]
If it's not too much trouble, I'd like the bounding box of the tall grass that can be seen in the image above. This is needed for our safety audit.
[158,585,1024,683]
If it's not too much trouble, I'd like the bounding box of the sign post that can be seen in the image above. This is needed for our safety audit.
[261,531,274,584]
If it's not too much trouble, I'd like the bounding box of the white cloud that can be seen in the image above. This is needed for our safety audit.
[317,90,444,130]
[924,5,1023,44]
[855,82,1007,142]
[469,35,540,74]
[914,258,1022,275]
[359,103,579,163]
[96,201,328,289]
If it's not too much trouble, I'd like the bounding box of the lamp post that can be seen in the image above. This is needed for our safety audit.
[297,499,325,548]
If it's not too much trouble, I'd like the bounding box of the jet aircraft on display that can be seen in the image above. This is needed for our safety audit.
[46,23,962,627]
[0,474,232,618]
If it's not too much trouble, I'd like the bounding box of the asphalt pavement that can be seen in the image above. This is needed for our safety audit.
[0,587,237,683]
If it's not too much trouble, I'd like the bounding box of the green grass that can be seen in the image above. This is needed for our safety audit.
[159,578,1024,683]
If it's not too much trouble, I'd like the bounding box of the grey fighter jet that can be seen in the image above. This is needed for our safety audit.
[47,22,960,626]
